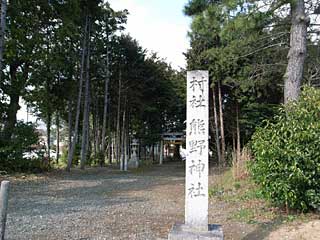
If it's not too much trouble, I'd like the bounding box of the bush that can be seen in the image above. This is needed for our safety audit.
[0,121,41,172]
[60,144,80,167]
[250,87,320,212]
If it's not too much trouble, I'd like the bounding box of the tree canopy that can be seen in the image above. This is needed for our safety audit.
[0,0,186,172]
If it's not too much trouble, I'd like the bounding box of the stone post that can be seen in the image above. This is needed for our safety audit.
[128,139,139,168]
[0,181,10,240]
[185,70,209,230]
[168,71,223,240]
[160,140,164,165]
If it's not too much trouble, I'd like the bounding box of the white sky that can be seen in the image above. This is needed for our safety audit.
[17,99,44,127]
[107,0,191,69]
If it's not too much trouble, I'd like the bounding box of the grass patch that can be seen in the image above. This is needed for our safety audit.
[130,160,153,174]
[209,168,319,226]
[214,170,272,223]
[209,169,261,203]
[232,208,256,224]
[210,168,279,223]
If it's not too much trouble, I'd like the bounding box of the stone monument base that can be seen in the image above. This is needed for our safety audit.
[168,224,223,240]
[128,159,139,169]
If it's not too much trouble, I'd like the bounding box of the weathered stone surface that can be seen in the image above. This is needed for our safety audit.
[128,159,139,169]
[128,139,139,169]
[168,224,223,240]
[168,71,223,240]
[185,70,209,228]
[0,180,10,240]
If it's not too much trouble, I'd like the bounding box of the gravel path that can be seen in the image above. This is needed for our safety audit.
[6,163,185,240]
[5,162,313,240]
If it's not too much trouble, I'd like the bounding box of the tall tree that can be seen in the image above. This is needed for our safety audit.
[284,0,308,103]
[2,0,47,139]
[66,14,89,171]
[56,112,60,163]
[100,46,110,165]
[212,86,221,164]
[116,69,122,168]
[217,80,225,165]
[183,0,288,159]
[80,17,91,170]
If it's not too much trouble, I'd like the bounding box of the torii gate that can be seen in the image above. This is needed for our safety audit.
[159,132,185,164]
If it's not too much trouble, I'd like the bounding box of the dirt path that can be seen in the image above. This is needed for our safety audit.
[6,163,184,240]
[4,162,319,239]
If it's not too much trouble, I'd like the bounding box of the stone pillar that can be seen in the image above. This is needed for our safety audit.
[185,70,209,230]
[128,139,139,168]
[0,181,10,240]
[168,71,223,240]
[160,140,164,165]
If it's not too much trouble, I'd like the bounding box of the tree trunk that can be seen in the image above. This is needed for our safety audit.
[2,62,23,140]
[86,101,91,163]
[101,47,110,163]
[212,86,221,165]
[284,0,308,103]
[218,80,225,165]
[232,130,236,153]
[0,0,7,82]
[92,96,100,162]
[95,110,101,163]
[67,98,73,154]
[116,70,122,165]
[120,100,126,171]
[80,18,91,170]
[47,113,51,161]
[144,146,147,161]
[120,120,124,171]
[56,112,60,164]
[66,15,88,172]
[124,117,128,172]
[107,107,112,164]
[111,131,115,164]
[92,102,97,160]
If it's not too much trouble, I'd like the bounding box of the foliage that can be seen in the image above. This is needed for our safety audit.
[208,168,276,224]
[184,0,286,159]
[184,0,320,164]
[59,144,80,167]
[0,121,41,172]
[0,0,186,170]
[250,87,320,211]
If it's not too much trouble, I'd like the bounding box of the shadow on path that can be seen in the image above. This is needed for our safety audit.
[241,217,285,240]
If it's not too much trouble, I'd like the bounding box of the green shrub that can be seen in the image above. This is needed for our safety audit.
[250,87,320,212]
[60,144,80,167]
[0,121,41,172]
